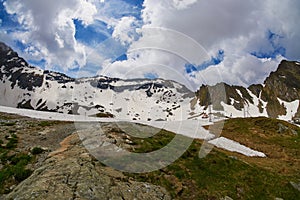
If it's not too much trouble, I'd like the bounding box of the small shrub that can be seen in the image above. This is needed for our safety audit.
[2,122,16,126]
[38,121,52,127]
[31,147,44,155]
[13,166,32,182]
[5,138,18,149]
[0,151,8,163]
[10,154,31,165]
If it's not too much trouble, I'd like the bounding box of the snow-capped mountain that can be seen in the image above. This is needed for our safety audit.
[0,42,299,122]
[0,42,198,121]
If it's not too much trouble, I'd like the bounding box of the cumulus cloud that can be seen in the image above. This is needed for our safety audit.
[118,0,300,88]
[112,16,140,45]
[93,0,142,26]
[172,0,198,10]
[1,0,300,90]
[101,49,197,89]
[3,0,97,70]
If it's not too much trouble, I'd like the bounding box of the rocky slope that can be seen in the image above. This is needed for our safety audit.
[262,60,300,118]
[196,60,300,121]
[0,112,170,199]
[5,133,170,200]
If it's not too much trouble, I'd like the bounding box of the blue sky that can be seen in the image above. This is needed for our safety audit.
[0,0,300,89]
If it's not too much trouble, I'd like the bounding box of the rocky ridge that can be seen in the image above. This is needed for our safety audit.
[196,60,300,121]
[0,42,195,121]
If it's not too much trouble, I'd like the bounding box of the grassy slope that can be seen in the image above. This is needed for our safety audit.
[126,117,300,199]
[1,112,300,199]
[217,117,300,176]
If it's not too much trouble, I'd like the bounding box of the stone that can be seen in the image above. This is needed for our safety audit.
[4,134,171,200]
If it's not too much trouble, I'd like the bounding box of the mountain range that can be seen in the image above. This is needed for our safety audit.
[0,42,299,123]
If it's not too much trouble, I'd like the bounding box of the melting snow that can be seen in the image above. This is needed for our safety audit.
[0,105,266,157]
[209,137,266,157]
[220,101,244,118]
[140,120,215,140]
[277,98,299,121]
[236,89,243,98]
[279,75,286,79]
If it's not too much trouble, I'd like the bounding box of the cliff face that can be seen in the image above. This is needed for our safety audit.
[262,60,300,118]
[196,60,300,120]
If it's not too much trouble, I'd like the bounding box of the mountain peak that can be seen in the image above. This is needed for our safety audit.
[0,42,18,60]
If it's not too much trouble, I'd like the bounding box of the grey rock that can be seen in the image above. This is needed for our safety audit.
[290,181,300,192]
[4,134,171,200]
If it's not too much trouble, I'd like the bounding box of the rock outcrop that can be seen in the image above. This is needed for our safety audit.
[5,133,170,200]
[196,60,300,119]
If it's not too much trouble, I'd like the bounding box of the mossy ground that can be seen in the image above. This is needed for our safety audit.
[1,112,300,199]
[0,112,73,194]
[0,129,32,194]
[125,117,300,199]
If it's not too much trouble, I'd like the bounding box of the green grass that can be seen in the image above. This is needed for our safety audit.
[131,129,175,153]
[0,121,16,126]
[0,134,33,194]
[4,134,18,149]
[38,121,54,127]
[127,139,300,199]
[123,119,300,199]
[207,118,300,180]
[0,153,32,193]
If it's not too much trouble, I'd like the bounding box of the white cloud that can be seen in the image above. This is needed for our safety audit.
[3,0,97,71]
[100,49,197,89]
[2,0,300,89]
[99,27,210,90]
[192,54,284,87]
[112,16,139,45]
[172,0,198,10]
[114,0,300,88]
[93,0,142,26]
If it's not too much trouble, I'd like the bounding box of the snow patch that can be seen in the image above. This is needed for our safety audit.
[277,98,299,121]
[0,105,214,140]
[236,89,243,98]
[140,120,215,140]
[279,75,286,79]
[0,105,266,157]
[246,89,268,117]
[220,101,244,118]
[6,57,19,62]
[208,137,266,157]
